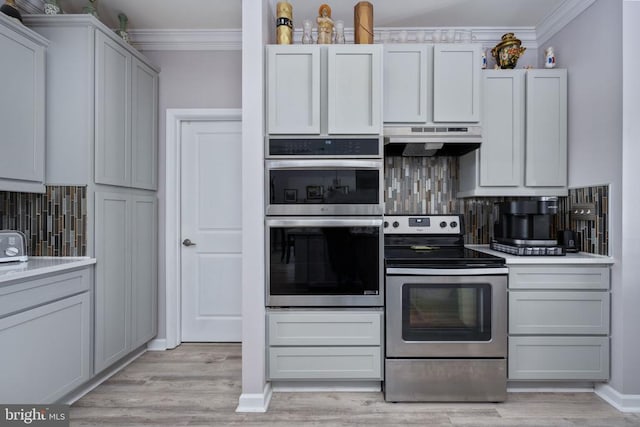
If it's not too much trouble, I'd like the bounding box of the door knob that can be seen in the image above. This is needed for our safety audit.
[182,239,196,247]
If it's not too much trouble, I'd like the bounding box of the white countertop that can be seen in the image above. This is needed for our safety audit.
[0,257,96,284]
[467,245,615,265]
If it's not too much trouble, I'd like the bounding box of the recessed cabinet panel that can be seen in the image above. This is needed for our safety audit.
[433,44,480,123]
[480,71,525,186]
[525,69,567,187]
[509,265,610,290]
[328,45,382,134]
[95,31,131,187]
[0,19,45,192]
[131,58,158,190]
[267,45,320,134]
[383,45,429,123]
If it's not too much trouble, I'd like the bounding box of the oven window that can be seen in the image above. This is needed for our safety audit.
[402,284,492,341]
[269,226,379,296]
[269,169,379,205]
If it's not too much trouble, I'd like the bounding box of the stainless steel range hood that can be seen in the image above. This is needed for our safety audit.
[383,126,482,156]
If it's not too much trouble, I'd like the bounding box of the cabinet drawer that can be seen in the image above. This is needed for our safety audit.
[0,268,91,318]
[268,310,382,346]
[508,336,609,380]
[509,266,610,290]
[509,291,609,335]
[268,346,382,380]
[0,292,91,403]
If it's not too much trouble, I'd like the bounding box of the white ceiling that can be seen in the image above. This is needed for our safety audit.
[23,0,567,30]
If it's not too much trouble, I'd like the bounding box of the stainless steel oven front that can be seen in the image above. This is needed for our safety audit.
[266,217,383,307]
[265,159,383,216]
[386,269,508,358]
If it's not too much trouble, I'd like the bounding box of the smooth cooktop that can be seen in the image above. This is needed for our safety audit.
[384,246,506,268]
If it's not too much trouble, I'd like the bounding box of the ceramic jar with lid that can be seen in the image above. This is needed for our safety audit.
[491,33,526,69]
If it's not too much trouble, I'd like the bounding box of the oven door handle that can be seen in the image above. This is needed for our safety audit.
[266,217,383,227]
[266,159,383,169]
[386,267,509,276]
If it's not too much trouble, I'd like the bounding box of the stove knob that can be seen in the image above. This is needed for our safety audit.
[392,221,400,228]
[383,221,389,228]
[450,221,458,229]
[439,221,447,228]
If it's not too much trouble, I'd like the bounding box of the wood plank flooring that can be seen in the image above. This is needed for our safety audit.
[71,344,640,426]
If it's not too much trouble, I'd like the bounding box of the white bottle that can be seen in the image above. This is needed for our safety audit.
[545,46,556,68]
[481,49,487,69]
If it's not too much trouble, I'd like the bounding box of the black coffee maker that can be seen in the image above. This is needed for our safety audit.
[493,198,558,246]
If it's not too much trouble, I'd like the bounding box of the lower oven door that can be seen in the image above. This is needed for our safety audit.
[386,270,508,358]
[266,217,383,307]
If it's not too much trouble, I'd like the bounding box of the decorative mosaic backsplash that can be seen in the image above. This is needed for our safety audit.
[384,156,608,253]
[557,185,608,255]
[0,187,87,256]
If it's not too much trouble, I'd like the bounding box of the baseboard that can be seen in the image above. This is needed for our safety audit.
[147,338,167,351]
[595,384,640,413]
[272,380,382,392]
[61,346,147,405]
[236,383,273,413]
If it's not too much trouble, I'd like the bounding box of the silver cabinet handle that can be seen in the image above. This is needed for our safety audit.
[182,239,196,247]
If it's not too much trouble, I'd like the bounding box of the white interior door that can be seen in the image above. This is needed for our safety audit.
[180,119,242,342]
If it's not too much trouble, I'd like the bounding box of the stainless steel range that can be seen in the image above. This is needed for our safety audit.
[383,215,508,402]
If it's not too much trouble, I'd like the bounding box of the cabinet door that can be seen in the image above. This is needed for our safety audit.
[95,31,131,187]
[433,44,481,122]
[525,69,567,187]
[94,191,131,374]
[131,194,158,348]
[0,21,45,192]
[327,45,382,134]
[267,45,320,134]
[0,292,91,403]
[383,45,429,123]
[131,58,158,190]
[480,70,525,186]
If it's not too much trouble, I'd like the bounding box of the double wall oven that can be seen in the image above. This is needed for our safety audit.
[265,137,384,307]
[384,215,508,402]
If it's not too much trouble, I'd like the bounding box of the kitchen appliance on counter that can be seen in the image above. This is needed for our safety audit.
[0,230,28,263]
[557,229,579,253]
[384,215,508,402]
[491,198,565,256]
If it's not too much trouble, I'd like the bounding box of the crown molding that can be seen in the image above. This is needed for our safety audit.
[536,0,597,47]
[129,29,242,51]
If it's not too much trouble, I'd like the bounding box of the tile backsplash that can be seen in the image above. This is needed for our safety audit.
[0,186,87,256]
[384,156,609,254]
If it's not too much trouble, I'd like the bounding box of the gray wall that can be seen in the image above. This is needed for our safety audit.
[140,50,242,340]
[547,0,640,395]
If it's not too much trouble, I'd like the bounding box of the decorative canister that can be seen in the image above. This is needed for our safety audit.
[354,1,374,44]
[82,0,98,18]
[491,33,526,69]
[1,0,23,23]
[545,46,556,68]
[115,13,129,43]
[276,1,293,45]
[481,49,487,69]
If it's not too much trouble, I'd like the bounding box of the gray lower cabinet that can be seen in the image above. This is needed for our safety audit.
[0,268,92,403]
[94,191,157,374]
[267,309,383,380]
[0,14,47,193]
[507,265,611,381]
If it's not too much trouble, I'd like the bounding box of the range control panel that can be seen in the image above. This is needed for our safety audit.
[383,215,463,235]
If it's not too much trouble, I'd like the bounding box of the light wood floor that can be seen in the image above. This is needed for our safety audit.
[71,344,640,426]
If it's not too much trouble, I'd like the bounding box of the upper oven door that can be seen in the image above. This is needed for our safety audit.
[266,217,384,307]
[266,159,383,216]
[266,137,382,159]
[386,273,507,358]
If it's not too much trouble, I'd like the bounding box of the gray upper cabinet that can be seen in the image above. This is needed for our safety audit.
[433,44,481,123]
[0,15,47,193]
[383,45,429,123]
[266,44,382,135]
[458,69,568,197]
[382,44,480,125]
[24,15,159,190]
